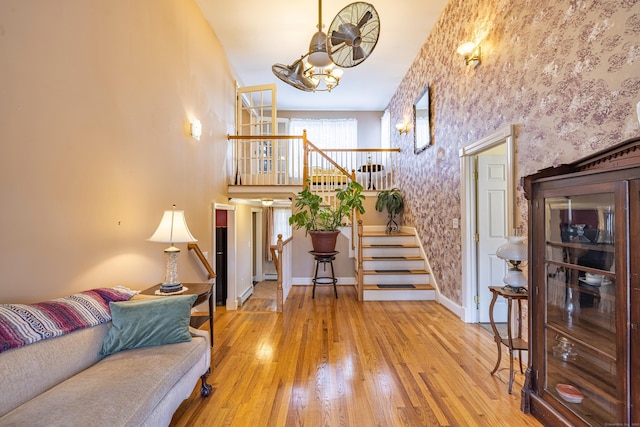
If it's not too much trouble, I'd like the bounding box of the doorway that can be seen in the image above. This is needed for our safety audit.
[215,209,228,306]
[460,125,517,323]
[476,150,508,322]
[213,203,238,310]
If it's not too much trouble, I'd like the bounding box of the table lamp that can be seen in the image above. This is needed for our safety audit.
[148,205,197,293]
[496,236,528,291]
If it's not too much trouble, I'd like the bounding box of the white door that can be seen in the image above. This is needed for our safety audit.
[477,154,508,323]
[235,84,277,185]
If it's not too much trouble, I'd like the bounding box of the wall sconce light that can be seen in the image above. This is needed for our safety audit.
[190,119,202,140]
[457,42,481,68]
[636,100,640,125]
[396,123,410,135]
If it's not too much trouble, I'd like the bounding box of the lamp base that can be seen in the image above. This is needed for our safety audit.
[503,285,528,294]
[159,283,184,293]
[160,246,182,293]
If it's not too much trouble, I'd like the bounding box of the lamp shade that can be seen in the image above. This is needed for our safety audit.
[148,209,197,244]
[496,236,527,261]
[308,31,332,67]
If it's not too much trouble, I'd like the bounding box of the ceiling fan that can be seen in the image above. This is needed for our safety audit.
[272,0,380,92]
[328,2,380,68]
[272,57,317,92]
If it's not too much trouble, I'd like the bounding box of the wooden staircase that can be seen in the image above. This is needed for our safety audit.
[361,228,436,301]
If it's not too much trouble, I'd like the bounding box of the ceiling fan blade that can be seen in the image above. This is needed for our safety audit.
[330,30,351,46]
[332,23,360,47]
[357,10,373,28]
[352,45,365,61]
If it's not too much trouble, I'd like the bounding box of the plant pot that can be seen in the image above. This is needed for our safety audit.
[309,230,340,253]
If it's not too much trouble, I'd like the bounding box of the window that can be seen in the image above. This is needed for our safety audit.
[288,118,357,149]
[380,109,390,149]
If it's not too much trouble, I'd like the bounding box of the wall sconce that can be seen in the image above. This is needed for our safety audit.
[396,123,410,135]
[456,42,481,68]
[190,119,202,140]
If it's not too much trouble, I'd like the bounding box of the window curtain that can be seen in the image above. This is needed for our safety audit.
[289,118,357,149]
[265,207,292,262]
[265,207,274,262]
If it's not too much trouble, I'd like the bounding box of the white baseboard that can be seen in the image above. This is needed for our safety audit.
[436,291,464,319]
[239,286,253,304]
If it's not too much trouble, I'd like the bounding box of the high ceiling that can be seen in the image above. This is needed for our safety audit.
[196,0,448,111]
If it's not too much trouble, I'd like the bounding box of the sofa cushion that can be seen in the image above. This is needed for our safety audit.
[0,323,109,417]
[0,331,209,426]
[100,294,196,356]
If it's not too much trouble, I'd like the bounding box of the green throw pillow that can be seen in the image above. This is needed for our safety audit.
[100,294,196,356]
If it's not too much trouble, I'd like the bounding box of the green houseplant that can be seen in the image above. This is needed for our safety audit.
[289,180,365,253]
[375,188,404,233]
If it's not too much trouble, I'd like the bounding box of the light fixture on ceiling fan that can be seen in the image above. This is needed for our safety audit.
[272,1,380,93]
[307,0,332,68]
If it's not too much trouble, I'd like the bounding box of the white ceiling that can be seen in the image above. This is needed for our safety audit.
[196,0,448,111]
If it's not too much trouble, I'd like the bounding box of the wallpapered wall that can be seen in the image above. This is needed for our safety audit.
[388,0,640,305]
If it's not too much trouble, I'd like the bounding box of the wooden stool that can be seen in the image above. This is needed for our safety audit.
[310,251,338,299]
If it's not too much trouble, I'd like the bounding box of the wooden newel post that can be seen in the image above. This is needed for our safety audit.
[276,234,284,312]
[303,130,309,188]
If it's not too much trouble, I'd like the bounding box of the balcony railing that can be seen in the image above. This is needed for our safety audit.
[227,131,400,193]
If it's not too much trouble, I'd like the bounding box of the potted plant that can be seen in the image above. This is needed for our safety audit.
[375,188,404,233]
[289,180,365,253]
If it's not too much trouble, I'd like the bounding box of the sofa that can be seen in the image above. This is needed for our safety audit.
[0,287,211,427]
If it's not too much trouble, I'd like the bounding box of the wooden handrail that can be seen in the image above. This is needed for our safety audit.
[356,220,364,301]
[270,235,293,276]
[270,234,294,312]
[303,137,353,186]
[188,243,216,280]
[308,147,402,153]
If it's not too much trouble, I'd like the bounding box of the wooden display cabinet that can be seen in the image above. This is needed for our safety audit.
[522,136,640,426]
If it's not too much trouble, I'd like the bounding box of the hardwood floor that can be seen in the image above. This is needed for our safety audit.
[171,285,541,427]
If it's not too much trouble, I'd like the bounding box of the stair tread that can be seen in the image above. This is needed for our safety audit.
[363,283,435,290]
[363,231,413,237]
[362,269,429,275]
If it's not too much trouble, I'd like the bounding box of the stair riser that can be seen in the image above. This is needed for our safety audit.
[363,289,436,301]
[362,236,416,246]
[362,247,421,257]
[362,260,424,270]
[362,274,430,285]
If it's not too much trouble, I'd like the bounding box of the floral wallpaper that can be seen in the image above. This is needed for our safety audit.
[388,0,640,305]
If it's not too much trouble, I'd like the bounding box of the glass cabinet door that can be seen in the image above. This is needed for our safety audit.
[543,190,619,425]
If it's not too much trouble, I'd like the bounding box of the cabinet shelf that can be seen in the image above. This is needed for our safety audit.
[546,240,615,253]
[545,385,619,427]
[546,306,616,357]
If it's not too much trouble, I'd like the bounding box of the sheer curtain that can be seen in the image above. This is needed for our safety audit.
[289,118,357,149]
[265,207,292,262]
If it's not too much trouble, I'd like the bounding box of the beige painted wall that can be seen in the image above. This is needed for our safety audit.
[0,0,238,303]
